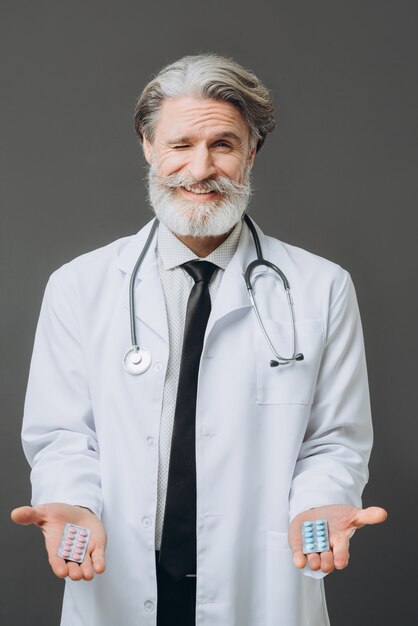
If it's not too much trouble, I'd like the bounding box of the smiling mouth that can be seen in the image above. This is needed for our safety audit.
[181,185,219,195]
[179,187,220,202]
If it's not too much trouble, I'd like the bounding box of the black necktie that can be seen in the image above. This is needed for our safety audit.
[159,260,218,580]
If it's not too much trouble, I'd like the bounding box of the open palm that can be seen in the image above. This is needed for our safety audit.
[11,503,107,581]
[288,504,387,573]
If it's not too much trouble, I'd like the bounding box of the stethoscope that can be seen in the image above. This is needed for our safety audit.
[123,214,304,375]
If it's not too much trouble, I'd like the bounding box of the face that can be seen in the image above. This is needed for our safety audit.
[143,97,256,237]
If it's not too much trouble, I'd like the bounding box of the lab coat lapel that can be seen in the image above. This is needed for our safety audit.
[116,219,168,343]
[206,217,269,337]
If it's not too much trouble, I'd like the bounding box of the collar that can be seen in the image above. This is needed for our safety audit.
[156,219,243,271]
[115,215,269,281]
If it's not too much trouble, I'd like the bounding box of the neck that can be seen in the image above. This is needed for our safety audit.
[173,230,233,257]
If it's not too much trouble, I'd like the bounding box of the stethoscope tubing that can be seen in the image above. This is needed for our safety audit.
[243,215,302,365]
[129,217,159,351]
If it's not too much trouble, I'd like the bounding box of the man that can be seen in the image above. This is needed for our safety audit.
[12,54,386,626]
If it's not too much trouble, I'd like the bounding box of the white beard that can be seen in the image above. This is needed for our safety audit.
[146,164,252,237]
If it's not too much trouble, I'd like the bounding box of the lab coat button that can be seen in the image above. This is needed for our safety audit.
[141,516,152,528]
[154,362,162,372]
[144,600,154,611]
[146,436,155,447]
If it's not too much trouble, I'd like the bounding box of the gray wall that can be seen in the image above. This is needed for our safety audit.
[1,1,417,624]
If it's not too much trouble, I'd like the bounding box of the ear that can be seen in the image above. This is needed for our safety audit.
[248,145,257,169]
[142,136,154,165]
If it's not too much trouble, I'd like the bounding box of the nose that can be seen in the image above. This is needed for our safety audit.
[187,144,217,182]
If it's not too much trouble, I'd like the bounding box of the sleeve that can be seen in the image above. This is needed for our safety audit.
[289,268,373,577]
[21,269,103,518]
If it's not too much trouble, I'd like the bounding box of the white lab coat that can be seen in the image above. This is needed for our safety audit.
[22,218,373,626]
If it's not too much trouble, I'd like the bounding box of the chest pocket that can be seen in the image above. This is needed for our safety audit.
[256,318,324,405]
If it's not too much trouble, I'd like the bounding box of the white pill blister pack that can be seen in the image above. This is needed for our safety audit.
[301,520,330,553]
[57,523,91,563]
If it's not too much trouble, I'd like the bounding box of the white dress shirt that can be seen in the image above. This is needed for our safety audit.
[155,219,243,549]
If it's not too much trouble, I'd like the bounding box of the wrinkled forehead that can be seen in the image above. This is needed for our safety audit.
[154,97,250,144]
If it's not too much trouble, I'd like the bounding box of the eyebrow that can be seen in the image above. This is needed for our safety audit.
[167,131,244,145]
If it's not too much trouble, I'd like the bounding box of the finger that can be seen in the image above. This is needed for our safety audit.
[91,547,106,574]
[48,554,69,579]
[80,553,95,581]
[307,553,321,571]
[332,536,350,570]
[353,506,388,528]
[292,548,307,569]
[10,506,45,526]
[68,561,83,581]
[319,550,334,573]
[288,524,306,569]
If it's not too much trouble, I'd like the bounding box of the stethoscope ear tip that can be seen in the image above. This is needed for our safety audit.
[270,353,304,367]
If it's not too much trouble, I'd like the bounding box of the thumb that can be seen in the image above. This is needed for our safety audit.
[354,506,388,528]
[91,545,106,575]
[11,505,45,526]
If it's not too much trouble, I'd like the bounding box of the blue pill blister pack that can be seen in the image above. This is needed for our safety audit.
[301,520,330,553]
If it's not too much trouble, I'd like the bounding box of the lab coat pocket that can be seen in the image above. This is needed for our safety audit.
[256,319,324,405]
[265,531,329,626]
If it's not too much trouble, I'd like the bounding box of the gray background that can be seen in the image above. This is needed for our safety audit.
[1,1,417,624]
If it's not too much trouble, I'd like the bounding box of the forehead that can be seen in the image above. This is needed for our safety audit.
[154,97,249,141]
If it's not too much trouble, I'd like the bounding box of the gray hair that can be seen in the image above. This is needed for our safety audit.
[133,54,275,152]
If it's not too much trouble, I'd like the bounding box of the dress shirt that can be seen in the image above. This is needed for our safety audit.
[155,218,243,549]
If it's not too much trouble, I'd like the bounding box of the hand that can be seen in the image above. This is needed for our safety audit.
[288,504,387,574]
[11,503,107,581]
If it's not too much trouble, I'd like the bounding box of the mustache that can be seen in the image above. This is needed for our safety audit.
[150,171,249,196]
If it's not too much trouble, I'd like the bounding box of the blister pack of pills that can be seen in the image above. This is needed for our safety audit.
[57,523,91,563]
[301,520,330,554]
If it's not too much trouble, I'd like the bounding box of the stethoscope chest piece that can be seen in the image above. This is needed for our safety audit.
[123,347,152,375]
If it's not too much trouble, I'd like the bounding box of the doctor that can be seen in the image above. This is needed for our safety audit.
[12,54,386,626]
